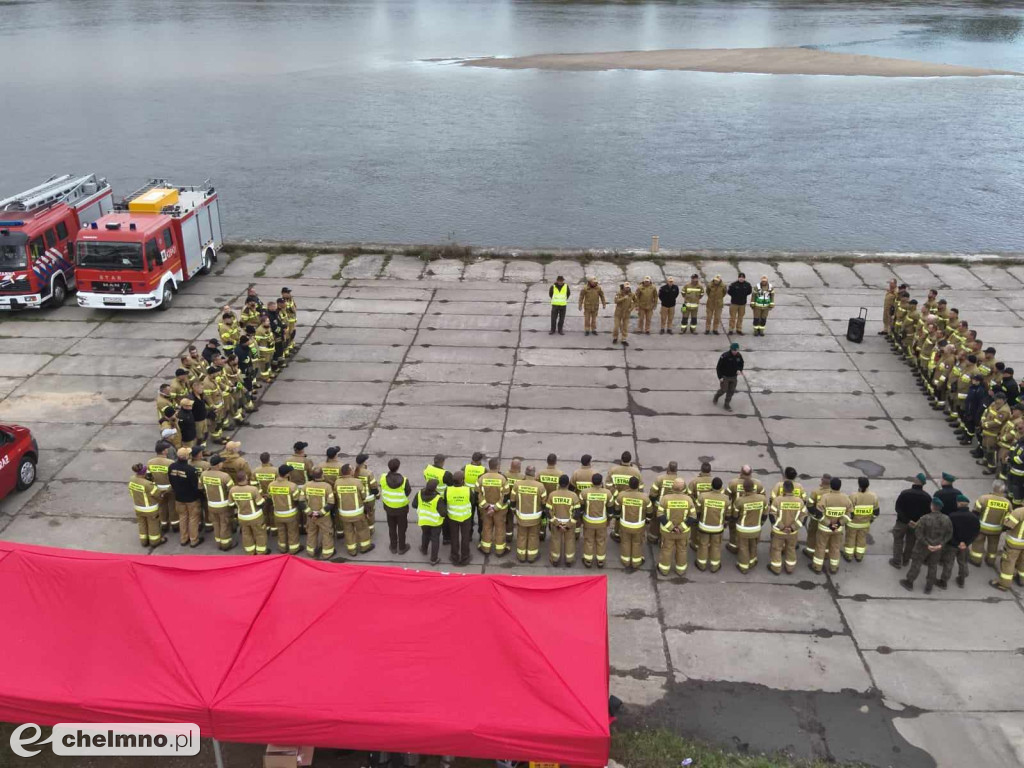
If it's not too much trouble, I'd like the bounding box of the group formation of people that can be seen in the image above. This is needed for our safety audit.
[551,271,776,342]
[128,286,298,549]
[883,281,1024,592]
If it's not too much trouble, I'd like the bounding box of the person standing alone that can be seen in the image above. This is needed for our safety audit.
[549,275,570,335]
[727,273,752,334]
[713,343,744,412]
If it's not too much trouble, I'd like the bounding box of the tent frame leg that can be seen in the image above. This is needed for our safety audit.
[213,738,225,768]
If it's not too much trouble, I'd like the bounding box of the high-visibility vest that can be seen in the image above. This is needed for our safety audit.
[464,464,486,487]
[847,504,876,529]
[446,486,472,522]
[380,474,410,509]
[416,492,442,527]
[128,480,159,514]
[550,284,568,306]
[977,496,1011,534]
[424,464,447,493]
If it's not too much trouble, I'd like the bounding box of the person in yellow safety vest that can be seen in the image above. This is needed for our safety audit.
[148,440,176,532]
[464,452,487,535]
[615,476,651,571]
[424,454,449,544]
[355,453,380,535]
[990,503,1024,591]
[444,471,474,566]
[844,477,880,562]
[380,458,412,555]
[657,479,697,577]
[476,458,509,556]
[514,466,548,563]
[695,477,729,572]
[268,465,303,554]
[415,479,444,565]
[680,274,704,335]
[336,464,374,556]
[229,470,269,555]
[253,452,279,535]
[304,468,336,559]
[732,479,768,573]
[201,456,236,551]
[809,477,852,574]
[549,275,569,335]
[129,463,167,549]
[580,473,612,568]
[546,475,581,567]
[971,480,1012,566]
[769,481,805,575]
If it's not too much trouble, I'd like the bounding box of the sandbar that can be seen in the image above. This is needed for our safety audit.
[459,47,1019,77]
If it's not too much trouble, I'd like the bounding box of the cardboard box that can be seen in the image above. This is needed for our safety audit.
[264,744,315,767]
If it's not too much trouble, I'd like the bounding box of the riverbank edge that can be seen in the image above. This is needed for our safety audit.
[222,240,1024,266]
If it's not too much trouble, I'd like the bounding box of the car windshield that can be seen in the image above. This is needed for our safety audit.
[0,244,26,270]
[76,241,144,270]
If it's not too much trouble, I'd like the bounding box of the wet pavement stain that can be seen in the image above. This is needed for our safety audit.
[845,458,886,477]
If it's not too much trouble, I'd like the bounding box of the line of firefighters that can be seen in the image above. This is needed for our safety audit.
[129,446,895,577]
[883,282,1024,590]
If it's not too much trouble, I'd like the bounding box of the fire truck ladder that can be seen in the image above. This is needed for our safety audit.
[0,174,107,213]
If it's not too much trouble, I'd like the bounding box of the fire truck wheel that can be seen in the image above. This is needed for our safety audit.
[200,248,215,275]
[158,283,174,311]
[47,278,67,308]
[17,455,37,491]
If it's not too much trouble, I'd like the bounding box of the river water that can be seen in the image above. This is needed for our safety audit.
[2,0,1023,251]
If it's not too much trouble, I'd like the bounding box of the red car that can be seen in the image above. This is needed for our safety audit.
[0,424,38,501]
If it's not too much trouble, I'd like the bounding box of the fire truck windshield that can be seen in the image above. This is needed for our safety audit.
[77,241,144,270]
[0,244,26,270]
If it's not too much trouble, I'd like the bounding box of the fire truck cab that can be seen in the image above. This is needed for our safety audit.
[75,180,222,310]
[0,174,113,309]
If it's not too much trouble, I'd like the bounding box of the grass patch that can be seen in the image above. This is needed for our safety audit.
[252,253,275,278]
[612,728,861,768]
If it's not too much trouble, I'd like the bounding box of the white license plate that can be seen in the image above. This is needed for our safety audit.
[102,297,125,306]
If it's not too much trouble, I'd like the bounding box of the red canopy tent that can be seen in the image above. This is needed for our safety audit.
[0,542,609,766]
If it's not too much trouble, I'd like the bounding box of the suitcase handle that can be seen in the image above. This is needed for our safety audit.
[858,307,867,320]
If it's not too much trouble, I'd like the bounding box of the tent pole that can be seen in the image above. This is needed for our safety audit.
[212,738,225,768]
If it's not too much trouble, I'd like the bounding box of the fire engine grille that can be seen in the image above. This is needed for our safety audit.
[0,276,30,294]
[90,281,134,294]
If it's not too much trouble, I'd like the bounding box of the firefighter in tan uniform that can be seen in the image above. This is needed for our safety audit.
[695,477,729,572]
[844,477,880,561]
[546,475,581,567]
[268,465,303,554]
[810,477,852,574]
[613,283,634,345]
[168,369,191,408]
[304,468,336,559]
[803,474,832,561]
[726,466,763,554]
[971,481,1012,566]
[634,276,658,335]
[201,456,236,551]
[148,441,176,531]
[571,455,597,494]
[220,441,253,482]
[156,384,175,424]
[770,467,806,507]
[977,392,1011,473]
[355,453,380,535]
[230,471,269,555]
[990,504,1024,591]
[649,461,681,543]
[514,467,547,563]
[732,480,768,573]
[578,277,606,336]
[336,465,374,556]
[477,459,509,556]
[538,454,563,542]
[880,280,897,335]
[680,274,704,334]
[769,481,805,574]
[606,452,643,542]
[505,458,524,544]
[129,463,167,548]
[254,319,276,381]
[657,479,696,577]
[704,275,726,335]
[580,474,612,568]
[286,441,314,486]
[253,452,278,535]
[616,476,651,571]
[996,408,1023,480]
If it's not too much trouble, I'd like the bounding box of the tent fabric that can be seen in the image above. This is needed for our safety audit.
[0,542,610,765]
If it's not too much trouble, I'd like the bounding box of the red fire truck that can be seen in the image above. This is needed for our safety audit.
[75,180,223,310]
[0,174,113,309]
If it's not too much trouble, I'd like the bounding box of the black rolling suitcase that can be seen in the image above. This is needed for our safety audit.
[846,307,867,343]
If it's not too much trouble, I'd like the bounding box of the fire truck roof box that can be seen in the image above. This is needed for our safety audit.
[128,187,179,214]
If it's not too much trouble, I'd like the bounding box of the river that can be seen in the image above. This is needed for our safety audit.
[2,0,1023,251]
